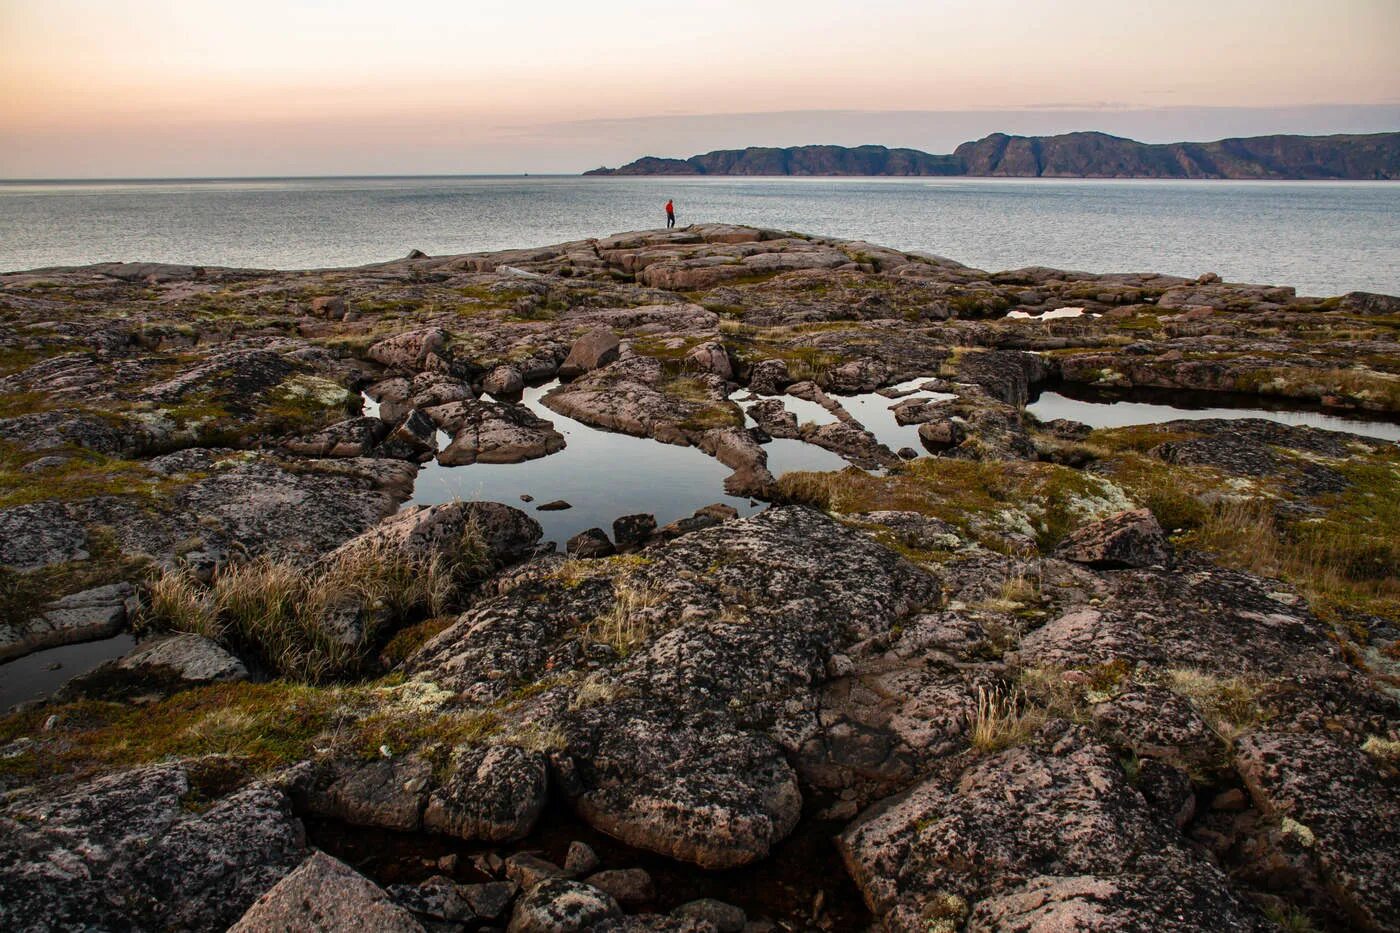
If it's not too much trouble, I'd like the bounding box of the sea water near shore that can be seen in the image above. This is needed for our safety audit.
[2,175,1398,296]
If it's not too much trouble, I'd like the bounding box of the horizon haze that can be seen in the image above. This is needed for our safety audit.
[3,0,1398,178]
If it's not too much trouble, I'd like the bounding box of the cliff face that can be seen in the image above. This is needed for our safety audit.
[585,132,1400,179]
[953,131,1400,179]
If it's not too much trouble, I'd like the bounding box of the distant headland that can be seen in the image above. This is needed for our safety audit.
[584,131,1400,180]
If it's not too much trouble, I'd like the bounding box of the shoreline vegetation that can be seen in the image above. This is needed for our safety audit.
[1,224,1398,930]
[584,130,1400,179]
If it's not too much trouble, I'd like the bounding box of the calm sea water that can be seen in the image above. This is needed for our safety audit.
[2,176,1397,296]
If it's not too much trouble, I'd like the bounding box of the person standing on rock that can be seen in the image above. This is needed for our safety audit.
[665,199,676,229]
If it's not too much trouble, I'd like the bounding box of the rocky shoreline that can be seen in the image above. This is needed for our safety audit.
[1,224,1398,931]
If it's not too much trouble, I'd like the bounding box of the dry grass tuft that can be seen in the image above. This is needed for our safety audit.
[968,684,1040,752]
[585,579,662,657]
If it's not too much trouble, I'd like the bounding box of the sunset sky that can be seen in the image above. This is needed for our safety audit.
[2,0,1397,177]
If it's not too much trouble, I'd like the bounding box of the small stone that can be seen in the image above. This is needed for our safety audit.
[438,853,459,873]
[536,500,572,511]
[521,494,534,503]
[583,868,655,907]
[566,528,615,559]
[897,446,918,460]
[1213,788,1248,811]
[462,881,517,920]
[563,841,601,875]
[504,853,567,890]
[507,878,620,933]
[42,714,59,731]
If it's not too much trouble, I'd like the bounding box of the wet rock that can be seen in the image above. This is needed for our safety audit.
[537,499,572,511]
[745,398,800,438]
[1055,508,1170,568]
[375,409,439,460]
[613,513,658,547]
[229,851,424,932]
[430,399,566,465]
[507,878,621,933]
[558,328,621,379]
[585,868,656,906]
[284,415,389,457]
[423,745,549,842]
[672,898,747,932]
[1235,732,1400,930]
[567,528,615,558]
[0,763,307,932]
[1,582,133,662]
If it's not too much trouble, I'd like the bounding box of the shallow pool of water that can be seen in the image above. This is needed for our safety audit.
[1028,385,1400,443]
[837,390,957,452]
[1,634,137,710]
[409,383,763,549]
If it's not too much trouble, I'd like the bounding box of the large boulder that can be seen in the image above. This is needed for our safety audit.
[328,500,542,573]
[229,851,425,933]
[429,400,565,465]
[558,328,621,379]
[838,724,1264,932]
[367,328,451,373]
[423,745,549,842]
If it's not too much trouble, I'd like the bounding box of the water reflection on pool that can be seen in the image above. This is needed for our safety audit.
[1028,386,1400,443]
[408,382,763,549]
[0,634,136,710]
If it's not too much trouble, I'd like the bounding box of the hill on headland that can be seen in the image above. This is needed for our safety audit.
[584,131,1400,179]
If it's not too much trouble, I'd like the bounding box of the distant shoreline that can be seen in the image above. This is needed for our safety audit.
[585,131,1400,180]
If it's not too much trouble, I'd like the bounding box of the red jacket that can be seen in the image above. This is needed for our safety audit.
[665,201,674,214]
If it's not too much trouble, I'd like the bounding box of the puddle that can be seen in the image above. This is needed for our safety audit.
[1007,306,1091,320]
[1028,384,1400,443]
[764,438,850,477]
[1,634,137,710]
[837,390,957,452]
[407,382,763,549]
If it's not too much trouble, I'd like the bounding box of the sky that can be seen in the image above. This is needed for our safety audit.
[1,0,1397,177]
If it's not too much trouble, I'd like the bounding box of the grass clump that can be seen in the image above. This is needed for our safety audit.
[584,578,662,657]
[968,684,1040,752]
[1163,668,1268,745]
[142,524,485,683]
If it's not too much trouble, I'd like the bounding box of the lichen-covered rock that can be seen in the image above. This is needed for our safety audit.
[507,879,622,933]
[368,327,450,373]
[0,763,307,932]
[423,744,549,842]
[567,527,615,558]
[672,898,747,932]
[0,582,132,661]
[584,868,655,906]
[838,724,1265,932]
[57,632,248,700]
[1235,732,1400,931]
[558,327,621,379]
[229,851,425,932]
[299,754,433,832]
[429,399,566,465]
[1056,508,1170,568]
[284,415,389,457]
[328,500,542,573]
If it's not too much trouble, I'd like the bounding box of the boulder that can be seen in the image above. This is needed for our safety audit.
[747,359,791,395]
[429,400,566,465]
[684,341,734,380]
[309,295,348,319]
[299,755,433,832]
[558,328,621,379]
[564,841,601,874]
[374,409,438,460]
[483,364,526,396]
[284,416,389,457]
[229,851,424,932]
[507,879,622,933]
[367,328,450,373]
[1056,508,1170,569]
[1,582,133,662]
[328,500,542,574]
[613,515,656,548]
[672,899,747,932]
[584,868,655,907]
[57,632,248,701]
[0,763,307,932]
[567,528,615,558]
[388,875,475,924]
[422,745,549,842]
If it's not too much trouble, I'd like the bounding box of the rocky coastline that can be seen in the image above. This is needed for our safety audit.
[2,224,1398,931]
[584,132,1400,179]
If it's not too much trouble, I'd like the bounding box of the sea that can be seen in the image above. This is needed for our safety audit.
[1,176,1398,297]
